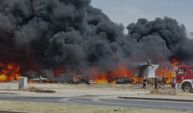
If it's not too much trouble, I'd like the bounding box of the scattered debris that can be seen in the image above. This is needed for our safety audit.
[28,77,52,83]
[24,87,56,93]
[150,86,176,95]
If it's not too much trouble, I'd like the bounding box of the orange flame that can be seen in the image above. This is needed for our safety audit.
[155,58,180,84]
[0,63,20,82]
[111,64,133,78]
[90,68,109,84]
[156,68,175,84]
[91,65,134,84]
[95,76,109,84]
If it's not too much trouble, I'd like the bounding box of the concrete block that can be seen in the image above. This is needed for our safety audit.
[19,77,28,90]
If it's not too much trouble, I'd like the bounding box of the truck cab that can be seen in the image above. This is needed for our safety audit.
[175,65,193,92]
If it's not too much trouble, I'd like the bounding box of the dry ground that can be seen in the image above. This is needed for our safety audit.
[0,101,192,113]
[0,83,193,113]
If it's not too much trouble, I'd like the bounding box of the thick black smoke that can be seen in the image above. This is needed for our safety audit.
[0,0,125,73]
[0,0,192,80]
[126,17,193,62]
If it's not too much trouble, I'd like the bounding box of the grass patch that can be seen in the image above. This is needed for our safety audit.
[0,101,192,113]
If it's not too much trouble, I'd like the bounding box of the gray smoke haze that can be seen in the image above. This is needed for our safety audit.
[0,0,192,79]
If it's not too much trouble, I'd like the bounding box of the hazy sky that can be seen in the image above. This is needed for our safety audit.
[91,0,193,35]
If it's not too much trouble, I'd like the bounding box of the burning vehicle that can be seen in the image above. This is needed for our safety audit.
[114,77,132,84]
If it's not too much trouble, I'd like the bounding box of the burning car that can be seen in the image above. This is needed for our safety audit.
[114,77,132,84]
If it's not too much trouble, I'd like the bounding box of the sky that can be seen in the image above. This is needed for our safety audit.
[91,0,193,36]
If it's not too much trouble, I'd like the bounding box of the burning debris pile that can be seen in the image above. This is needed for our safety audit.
[0,0,192,82]
[90,65,133,84]
[0,62,20,82]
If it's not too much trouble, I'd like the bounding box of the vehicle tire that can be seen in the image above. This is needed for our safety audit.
[182,82,192,93]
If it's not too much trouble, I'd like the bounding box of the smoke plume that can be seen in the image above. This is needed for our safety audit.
[126,17,193,62]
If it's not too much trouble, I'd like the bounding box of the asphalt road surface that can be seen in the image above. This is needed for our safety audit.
[0,94,193,111]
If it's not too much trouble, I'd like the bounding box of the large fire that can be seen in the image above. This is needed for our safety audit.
[90,59,181,84]
[91,65,133,84]
[0,62,20,82]
[156,68,175,84]
[156,58,181,84]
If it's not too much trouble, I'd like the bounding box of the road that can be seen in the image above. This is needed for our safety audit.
[0,94,193,111]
